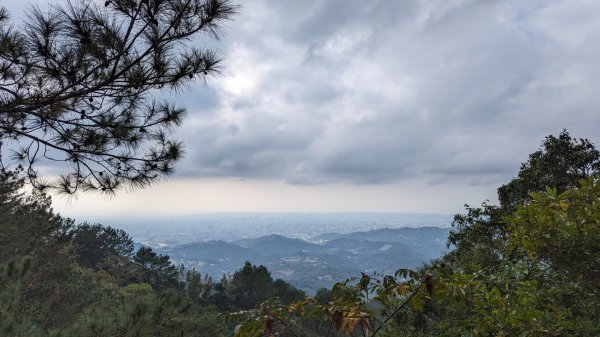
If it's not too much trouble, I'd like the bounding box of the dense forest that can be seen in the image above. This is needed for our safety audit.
[1,130,599,336]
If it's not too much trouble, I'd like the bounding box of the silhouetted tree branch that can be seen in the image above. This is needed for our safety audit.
[0,0,236,194]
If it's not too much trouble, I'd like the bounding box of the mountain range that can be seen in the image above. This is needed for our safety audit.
[157,226,451,293]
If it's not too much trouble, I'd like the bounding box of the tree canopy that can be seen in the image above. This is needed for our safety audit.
[446,130,600,270]
[0,0,235,194]
[498,130,600,209]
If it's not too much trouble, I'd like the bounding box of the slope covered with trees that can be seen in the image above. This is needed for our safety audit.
[0,170,310,336]
[0,173,214,336]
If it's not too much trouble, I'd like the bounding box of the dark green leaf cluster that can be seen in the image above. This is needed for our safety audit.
[216,261,307,311]
[498,130,600,209]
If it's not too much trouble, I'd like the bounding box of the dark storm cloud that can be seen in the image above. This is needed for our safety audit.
[172,0,600,185]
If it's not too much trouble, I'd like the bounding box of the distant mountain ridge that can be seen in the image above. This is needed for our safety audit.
[158,226,451,293]
[108,212,452,247]
[235,234,324,255]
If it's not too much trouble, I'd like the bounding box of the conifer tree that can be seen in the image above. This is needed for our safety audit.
[0,0,235,194]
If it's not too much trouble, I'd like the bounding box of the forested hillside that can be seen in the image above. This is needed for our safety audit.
[0,174,305,336]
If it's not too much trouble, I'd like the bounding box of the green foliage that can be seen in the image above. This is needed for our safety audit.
[133,246,180,291]
[315,287,334,305]
[446,202,507,271]
[231,297,316,337]
[70,223,134,269]
[436,259,599,336]
[0,242,116,335]
[229,262,275,310]
[223,261,307,311]
[273,279,306,305]
[385,131,600,337]
[186,268,203,301]
[0,172,71,261]
[232,269,433,337]
[0,0,236,194]
[0,171,228,336]
[510,178,600,295]
[498,130,600,209]
[77,286,229,337]
[447,130,600,273]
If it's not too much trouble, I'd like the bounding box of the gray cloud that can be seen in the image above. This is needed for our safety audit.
[171,0,600,186]
[7,0,599,188]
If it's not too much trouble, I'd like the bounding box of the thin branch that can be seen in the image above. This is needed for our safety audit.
[371,282,424,337]
[325,317,334,337]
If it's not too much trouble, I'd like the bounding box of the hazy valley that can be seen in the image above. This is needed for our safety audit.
[101,213,453,293]
[160,227,450,292]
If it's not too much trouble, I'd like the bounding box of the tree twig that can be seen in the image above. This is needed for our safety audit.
[371,282,424,337]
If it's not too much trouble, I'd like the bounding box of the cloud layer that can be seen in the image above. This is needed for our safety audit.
[7,0,600,191]
[171,0,600,188]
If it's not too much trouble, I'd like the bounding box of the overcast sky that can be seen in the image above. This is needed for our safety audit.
[5,0,600,219]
